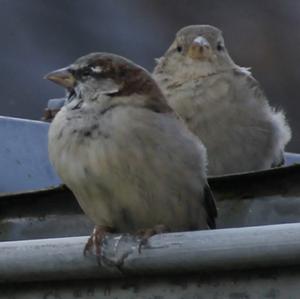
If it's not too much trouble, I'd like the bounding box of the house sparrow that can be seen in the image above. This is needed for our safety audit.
[46,52,217,256]
[153,25,291,176]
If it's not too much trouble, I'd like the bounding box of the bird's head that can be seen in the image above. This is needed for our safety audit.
[155,25,236,79]
[45,53,170,112]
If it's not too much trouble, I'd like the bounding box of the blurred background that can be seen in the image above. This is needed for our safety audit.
[0,0,299,150]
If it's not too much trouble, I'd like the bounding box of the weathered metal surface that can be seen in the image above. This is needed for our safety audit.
[210,164,300,228]
[0,186,93,241]
[0,116,61,194]
[1,267,299,299]
[1,223,300,283]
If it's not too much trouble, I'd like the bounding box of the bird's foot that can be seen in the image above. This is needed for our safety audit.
[83,225,113,262]
[136,224,169,253]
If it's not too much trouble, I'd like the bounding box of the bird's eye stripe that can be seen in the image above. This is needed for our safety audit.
[75,65,104,78]
[91,66,102,73]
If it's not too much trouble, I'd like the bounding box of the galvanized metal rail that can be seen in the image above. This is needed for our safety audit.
[1,223,300,283]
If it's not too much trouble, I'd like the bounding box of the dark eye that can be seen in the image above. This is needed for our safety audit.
[81,67,91,76]
[217,42,224,51]
[177,45,183,53]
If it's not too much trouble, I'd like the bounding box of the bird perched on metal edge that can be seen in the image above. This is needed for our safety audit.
[153,25,291,176]
[46,52,217,259]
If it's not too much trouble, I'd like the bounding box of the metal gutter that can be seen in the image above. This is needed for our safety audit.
[1,222,300,283]
[1,115,300,297]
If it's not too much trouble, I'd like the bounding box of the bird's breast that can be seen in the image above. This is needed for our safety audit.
[48,105,208,231]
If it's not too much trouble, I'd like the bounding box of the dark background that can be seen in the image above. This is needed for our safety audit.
[0,0,299,150]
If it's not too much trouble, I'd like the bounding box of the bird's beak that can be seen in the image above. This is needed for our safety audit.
[187,36,212,60]
[44,67,76,89]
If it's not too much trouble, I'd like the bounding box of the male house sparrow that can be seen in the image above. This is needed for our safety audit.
[153,25,291,176]
[46,53,217,255]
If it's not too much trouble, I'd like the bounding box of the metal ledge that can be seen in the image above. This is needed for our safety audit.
[1,222,300,283]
